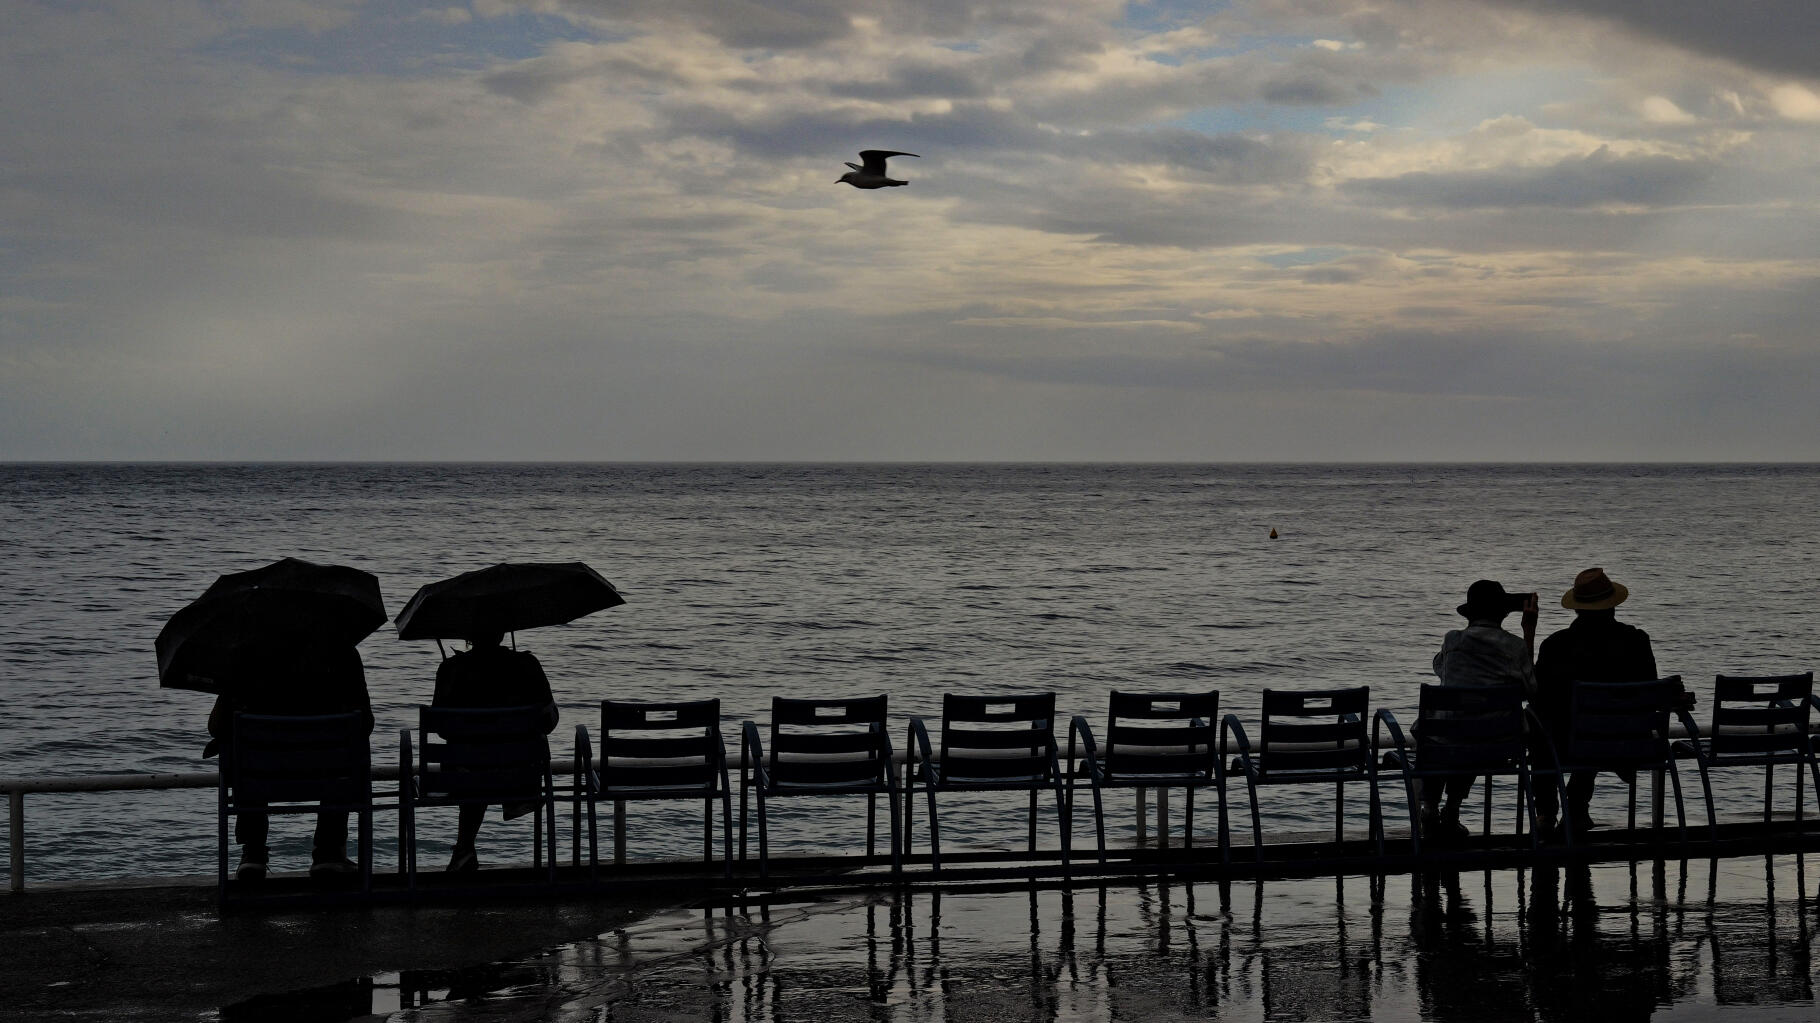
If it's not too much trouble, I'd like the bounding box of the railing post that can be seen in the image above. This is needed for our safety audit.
[9,790,23,893]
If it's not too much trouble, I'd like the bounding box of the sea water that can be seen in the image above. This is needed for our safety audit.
[3,463,1817,883]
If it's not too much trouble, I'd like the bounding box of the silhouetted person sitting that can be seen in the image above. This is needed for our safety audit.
[431,630,558,871]
[1428,579,1537,839]
[1534,567,1661,837]
[206,633,373,881]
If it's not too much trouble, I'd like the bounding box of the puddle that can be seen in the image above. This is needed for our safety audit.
[221,856,1820,1021]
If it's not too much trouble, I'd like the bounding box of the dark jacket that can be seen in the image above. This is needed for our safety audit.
[205,642,373,756]
[1534,611,1658,728]
[432,646,558,733]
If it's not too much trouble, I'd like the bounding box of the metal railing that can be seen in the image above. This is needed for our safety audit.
[2,751,1186,893]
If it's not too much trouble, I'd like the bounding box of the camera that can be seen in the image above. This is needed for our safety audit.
[1507,592,1536,612]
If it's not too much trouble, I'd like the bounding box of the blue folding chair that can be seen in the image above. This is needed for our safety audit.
[740,695,900,877]
[579,698,732,878]
[1222,686,1381,860]
[1677,673,1820,831]
[218,711,376,901]
[907,693,1069,873]
[1069,690,1226,863]
[1375,683,1540,855]
[402,704,557,890]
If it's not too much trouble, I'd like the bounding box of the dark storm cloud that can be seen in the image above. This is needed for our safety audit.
[1483,0,1820,79]
[1342,148,1714,210]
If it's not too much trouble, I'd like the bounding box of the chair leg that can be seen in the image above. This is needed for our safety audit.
[1627,774,1638,834]
[757,789,770,879]
[1185,790,1195,850]
[1764,763,1774,826]
[888,781,903,875]
[1334,781,1345,844]
[1217,774,1230,866]
[403,800,416,893]
[703,796,713,863]
[926,786,942,873]
[1028,790,1038,853]
[1247,781,1263,863]
[1520,765,1540,851]
[1667,761,1688,844]
[720,787,733,880]
[1091,782,1106,864]
[1693,754,1716,832]
[586,794,599,883]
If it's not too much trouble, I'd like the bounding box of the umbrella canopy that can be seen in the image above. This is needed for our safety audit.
[394,561,624,641]
[156,557,387,693]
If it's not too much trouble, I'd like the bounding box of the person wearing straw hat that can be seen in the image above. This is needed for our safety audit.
[1533,567,1659,837]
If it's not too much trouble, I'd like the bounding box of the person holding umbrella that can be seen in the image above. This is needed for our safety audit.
[396,562,624,873]
[432,629,558,872]
[206,631,374,880]
[159,558,385,882]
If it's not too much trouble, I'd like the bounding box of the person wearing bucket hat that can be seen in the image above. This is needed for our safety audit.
[1533,567,1661,837]
[1427,580,1539,840]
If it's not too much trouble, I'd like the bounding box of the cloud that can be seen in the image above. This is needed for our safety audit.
[1481,0,1820,79]
[1768,83,1820,121]
[1342,147,1714,209]
[4,0,1820,459]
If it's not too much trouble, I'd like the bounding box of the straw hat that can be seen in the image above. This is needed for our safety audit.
[1561,567,1628,610]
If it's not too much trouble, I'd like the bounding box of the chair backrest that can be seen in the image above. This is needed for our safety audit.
[417,704,552,801]
[1257,687,1370,777]
[599,699,723,794]
[1565,677,1683,766]
[938,693,1058,785]
[767,695,889,789]
[230,712,371,806]
[1709,673,1815,756]
[1103,690,1220,781]
[1414,683,1527,770]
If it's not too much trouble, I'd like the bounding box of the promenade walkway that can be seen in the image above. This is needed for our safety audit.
[7,850,1818,1021]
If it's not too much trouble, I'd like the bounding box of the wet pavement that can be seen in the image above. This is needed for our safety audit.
[7,856,1820,1021]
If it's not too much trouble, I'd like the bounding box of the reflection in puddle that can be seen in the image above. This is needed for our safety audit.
[223,856,1820,1021]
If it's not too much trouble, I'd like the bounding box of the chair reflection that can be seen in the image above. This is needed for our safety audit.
[1699,855,1815,1006]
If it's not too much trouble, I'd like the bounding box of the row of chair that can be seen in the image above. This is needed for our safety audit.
[217,672,1819,897]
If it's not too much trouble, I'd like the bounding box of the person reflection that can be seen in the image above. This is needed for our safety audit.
[1525,864,1671,1020]
[1406,870,1529,1022]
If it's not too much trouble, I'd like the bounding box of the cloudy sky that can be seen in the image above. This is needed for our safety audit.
[4,1,1818,460]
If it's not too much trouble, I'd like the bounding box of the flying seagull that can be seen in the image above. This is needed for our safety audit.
[838,150,919,189]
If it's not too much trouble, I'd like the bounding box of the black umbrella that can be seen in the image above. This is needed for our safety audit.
[156,557,387,693]
[393,562,624,641]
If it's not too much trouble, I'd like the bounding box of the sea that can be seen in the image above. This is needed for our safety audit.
[3,463,1817,884]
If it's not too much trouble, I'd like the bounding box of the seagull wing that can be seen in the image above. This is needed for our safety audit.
[858,150,919,174]
[845,162,864,172]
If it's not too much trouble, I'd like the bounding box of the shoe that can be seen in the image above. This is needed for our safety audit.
[1422,810,1470,844]
[446,847,479,873]
[309,857,359,879]
[235,854,267,882]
